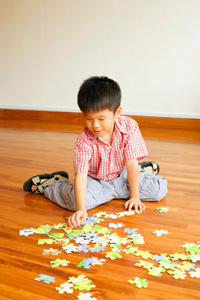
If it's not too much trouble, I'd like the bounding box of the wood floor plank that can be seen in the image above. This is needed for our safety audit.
[0,120,199,299]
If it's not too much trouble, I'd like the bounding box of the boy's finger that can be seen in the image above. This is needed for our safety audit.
[128,204,133,212]
[75,216,80,226]
[135,207,139,213]
[68,216,73,228]
[135,204,141,214]
[69,215,77,228]
[124,201,128,210]
[81,214,87,224]
[127,202,132,211]
[139,204,144,213]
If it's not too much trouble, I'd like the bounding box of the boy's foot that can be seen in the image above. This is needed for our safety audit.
[23,171,68,194]
[31,178,46,192]
[139,161,160,175]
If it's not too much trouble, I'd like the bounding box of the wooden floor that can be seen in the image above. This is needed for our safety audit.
[0,119,200,300]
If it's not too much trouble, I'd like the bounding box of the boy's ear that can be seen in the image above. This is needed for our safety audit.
[115,106,122,117]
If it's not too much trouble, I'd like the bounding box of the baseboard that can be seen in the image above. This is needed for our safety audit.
[0,109,200,131]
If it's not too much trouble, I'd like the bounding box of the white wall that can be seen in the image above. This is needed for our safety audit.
[0,0,200,118]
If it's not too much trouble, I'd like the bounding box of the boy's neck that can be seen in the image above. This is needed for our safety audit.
[96,124,115,145]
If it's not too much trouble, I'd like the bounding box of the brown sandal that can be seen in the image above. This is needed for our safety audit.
[23,171,68,194]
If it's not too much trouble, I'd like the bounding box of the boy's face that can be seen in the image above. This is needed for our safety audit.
[83,107,122,141]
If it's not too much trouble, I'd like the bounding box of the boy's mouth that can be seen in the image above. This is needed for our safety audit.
[94,130,101,134]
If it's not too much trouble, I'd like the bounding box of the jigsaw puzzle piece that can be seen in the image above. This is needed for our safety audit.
[156,207,169,213]
[128,277,148,288]
[77,292,97,300]
[50,259,70,267]
[56,282,73,294]
[189,268,200,278]
[167,269,186,279]
[69,275,96,291]
[34,274,55,284]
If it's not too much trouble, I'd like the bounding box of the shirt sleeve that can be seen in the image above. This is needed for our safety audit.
[124,122,148,161]
[74,140,91,174]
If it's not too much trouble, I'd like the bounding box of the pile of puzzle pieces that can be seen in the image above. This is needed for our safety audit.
[20,207,200,298]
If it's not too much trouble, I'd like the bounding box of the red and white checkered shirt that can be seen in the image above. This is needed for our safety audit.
[74,116,148,181]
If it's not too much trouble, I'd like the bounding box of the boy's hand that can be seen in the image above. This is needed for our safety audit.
[68,210,88,228]
[124,197,145,214]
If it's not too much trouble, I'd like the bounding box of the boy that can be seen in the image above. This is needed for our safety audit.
[23,76,167,228]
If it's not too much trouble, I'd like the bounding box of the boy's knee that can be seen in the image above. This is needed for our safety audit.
[139,172,168,202]
[153,178,168,201]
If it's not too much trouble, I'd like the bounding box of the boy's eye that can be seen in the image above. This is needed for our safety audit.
[99,119,105,121]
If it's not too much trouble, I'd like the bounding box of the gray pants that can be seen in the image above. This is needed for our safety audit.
[44,169,168,211]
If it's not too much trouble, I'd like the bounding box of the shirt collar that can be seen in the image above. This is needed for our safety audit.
[114,117,128,135]
[84,127,96,140]
[84,129,109,146]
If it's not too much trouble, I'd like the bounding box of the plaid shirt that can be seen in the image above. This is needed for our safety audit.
[74,116,148,181]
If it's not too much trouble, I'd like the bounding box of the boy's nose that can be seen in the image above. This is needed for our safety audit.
[92,120,99,128]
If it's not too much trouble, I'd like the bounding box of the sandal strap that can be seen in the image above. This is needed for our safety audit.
[32,175,68,194]
[32,176,40,186]
[32,176,44,193]
[139,161,159,175]
[151,162,158,172]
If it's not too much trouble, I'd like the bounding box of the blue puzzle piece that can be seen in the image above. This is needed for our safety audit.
[82,216,99,225]
[124,228,138,234]
[34,274,55,284]
[77,258,94,269]
[84,232,98,239]
[78,244,90,253]
[191,254,200,262]
[152,255,167,262]
[90,245,105,253]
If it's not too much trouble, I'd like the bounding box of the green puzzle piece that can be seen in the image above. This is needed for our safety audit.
[128,277,148,288]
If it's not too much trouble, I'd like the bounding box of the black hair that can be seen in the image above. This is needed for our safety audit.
[77,76,121,113]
